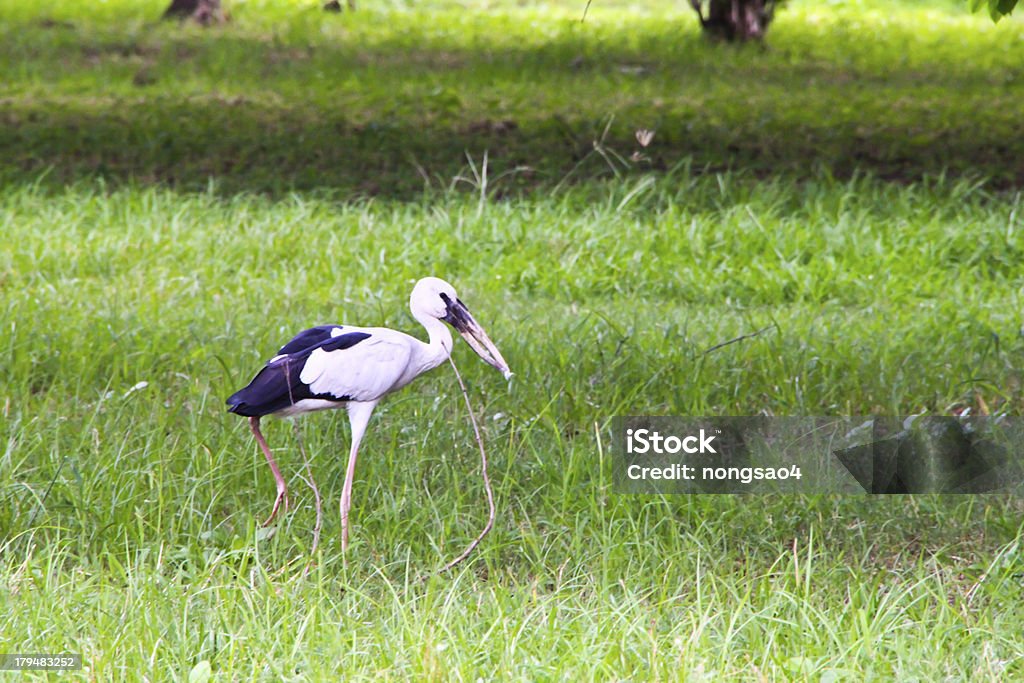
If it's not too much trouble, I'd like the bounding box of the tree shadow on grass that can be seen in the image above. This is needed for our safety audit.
[2,16,1023,197]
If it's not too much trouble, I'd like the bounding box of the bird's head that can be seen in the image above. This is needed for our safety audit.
[411,277,512,379]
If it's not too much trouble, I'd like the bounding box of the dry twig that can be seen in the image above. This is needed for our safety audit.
[440,355,496,572]
[292,422,323,572]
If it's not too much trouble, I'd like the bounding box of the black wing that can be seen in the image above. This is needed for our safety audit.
[226,329,371,417]
[275,325,343,356]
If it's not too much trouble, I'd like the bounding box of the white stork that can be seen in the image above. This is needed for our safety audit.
[227,277,511,552]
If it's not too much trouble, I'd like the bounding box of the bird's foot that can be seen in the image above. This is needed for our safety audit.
[261,486,289,527]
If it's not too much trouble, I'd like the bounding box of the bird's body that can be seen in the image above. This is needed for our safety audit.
[227,277,511,553]
[227,323,451,418]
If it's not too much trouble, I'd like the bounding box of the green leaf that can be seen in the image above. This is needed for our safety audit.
[987,0,1017,19]
[188,661,212,683]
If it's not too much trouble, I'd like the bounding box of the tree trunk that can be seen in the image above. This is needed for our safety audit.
[690,0,775,41]
[162,0,225,25]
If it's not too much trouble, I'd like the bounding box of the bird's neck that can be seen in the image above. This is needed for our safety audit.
[415,314,454,373]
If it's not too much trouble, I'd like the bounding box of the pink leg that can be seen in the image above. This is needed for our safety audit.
[249,416,289,526]
[339,452,356,553]
[341,401,377,555]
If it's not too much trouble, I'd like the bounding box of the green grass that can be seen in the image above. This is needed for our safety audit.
[0,0,1023,193]
[2,0,1024,679]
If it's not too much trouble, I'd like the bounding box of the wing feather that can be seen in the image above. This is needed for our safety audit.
[276,325,344,356]
[227,328,373,416]
[301,333,413,402]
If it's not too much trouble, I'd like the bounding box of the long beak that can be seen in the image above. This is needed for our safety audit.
[442,296,513,379]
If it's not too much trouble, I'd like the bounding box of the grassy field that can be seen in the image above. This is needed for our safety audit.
[2,0,1024,679]
[1,0,1023,193]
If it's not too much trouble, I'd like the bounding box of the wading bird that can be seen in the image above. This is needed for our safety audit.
[226,277,511,552]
